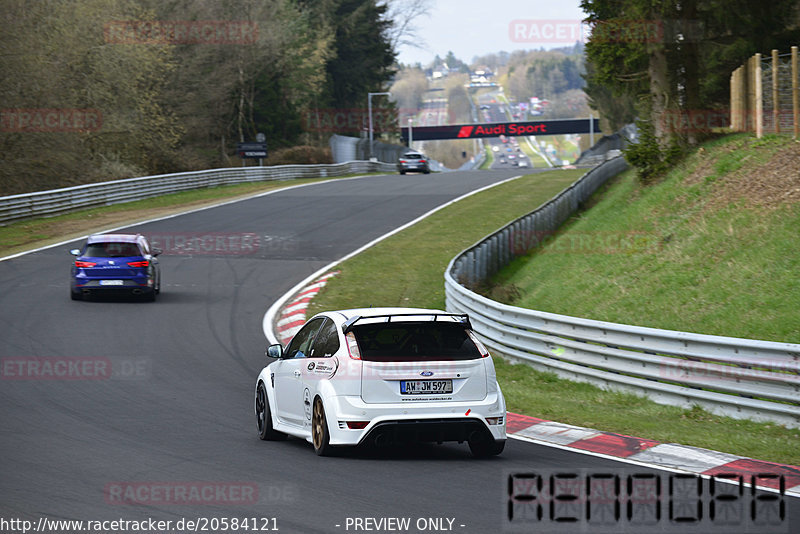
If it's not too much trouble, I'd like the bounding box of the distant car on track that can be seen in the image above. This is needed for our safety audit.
[255,308,507,457]
[70,233,161,301]
[397,151,431,174]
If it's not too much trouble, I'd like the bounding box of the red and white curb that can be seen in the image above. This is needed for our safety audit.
[275,271,339,345]
[270,274,800,498]
[506,413,800,497]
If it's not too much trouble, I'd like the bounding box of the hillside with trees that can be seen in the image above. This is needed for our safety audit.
[0,0,400,195]
[581,0,800,181]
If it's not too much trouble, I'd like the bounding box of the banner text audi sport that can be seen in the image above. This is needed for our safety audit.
[401,118,600,141]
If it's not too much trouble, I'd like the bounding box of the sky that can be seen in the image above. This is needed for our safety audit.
[395,0,588,66]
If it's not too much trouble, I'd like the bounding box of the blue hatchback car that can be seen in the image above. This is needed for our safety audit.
[70,234,161,301]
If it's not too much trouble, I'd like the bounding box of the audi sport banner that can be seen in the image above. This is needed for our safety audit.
[401,118,600,141]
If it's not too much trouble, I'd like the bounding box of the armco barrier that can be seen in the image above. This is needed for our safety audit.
[0,160,395,225]
[445,157,800,428]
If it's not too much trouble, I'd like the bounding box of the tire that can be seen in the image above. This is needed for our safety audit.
[256,384,286,441]
[468,437,505,458]
[399,170,406,175]
[312,398,333,456]
[142,290,156,302]
[70,289,82,301]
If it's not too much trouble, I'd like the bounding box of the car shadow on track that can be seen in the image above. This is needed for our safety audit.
[72,290,205,304]
[276,436,498,461]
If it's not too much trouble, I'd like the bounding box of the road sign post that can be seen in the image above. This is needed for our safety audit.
[237,142,268,165]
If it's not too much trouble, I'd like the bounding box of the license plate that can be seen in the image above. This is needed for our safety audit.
[400,379,453,395]
[99,280,124,286]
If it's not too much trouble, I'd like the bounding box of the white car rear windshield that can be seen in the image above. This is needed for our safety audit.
[351,322,481,362]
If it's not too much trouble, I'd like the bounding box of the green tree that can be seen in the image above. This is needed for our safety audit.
[0,0,179,194]
[582,0,800,182]
[301,0,397,109]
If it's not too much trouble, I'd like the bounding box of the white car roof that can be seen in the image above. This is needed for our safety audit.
[334,307,446,320]
[312,307,471,332]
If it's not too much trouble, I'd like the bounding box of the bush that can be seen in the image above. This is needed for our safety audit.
[265,146,332,166]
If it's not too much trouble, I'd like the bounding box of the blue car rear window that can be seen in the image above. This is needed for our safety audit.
[84,243,141,257]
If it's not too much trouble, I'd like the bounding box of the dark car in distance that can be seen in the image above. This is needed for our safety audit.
[397,151,431,174]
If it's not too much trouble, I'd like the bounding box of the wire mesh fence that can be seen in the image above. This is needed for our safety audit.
[731,46,800,138]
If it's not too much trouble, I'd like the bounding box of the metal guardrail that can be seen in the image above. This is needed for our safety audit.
[445,157,800,428]
[0,160,396,225]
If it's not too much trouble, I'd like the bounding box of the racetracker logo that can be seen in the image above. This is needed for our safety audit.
[509,20,588,44]
[1,357,111,380]
[146,233,260,256]
[104,20,258,45]
[1,357,150,381]
[509,19,667,44]
[659,358,799,384]
[104,482,259,505]
[303,108,403,133]
[659,109,731,133]
[508,230,660,255]
[0,109,102,133]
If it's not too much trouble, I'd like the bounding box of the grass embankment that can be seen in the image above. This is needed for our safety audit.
[492,134,800,343]
[0,176,359,257]
[310,135,800,465]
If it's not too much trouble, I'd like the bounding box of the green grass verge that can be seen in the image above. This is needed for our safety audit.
[0,175,364,257]
[479,147,494,170]
[309,151,800,465]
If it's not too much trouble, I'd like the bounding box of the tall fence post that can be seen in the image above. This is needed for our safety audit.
[793,46,799,140]
[772,49,780,134]
[755,53,763,138]
[730,66,742,131]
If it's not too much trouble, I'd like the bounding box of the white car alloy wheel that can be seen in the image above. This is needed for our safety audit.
[312,398,332,456]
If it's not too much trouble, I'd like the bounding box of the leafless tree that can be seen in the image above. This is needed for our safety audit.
[381,0,431,52]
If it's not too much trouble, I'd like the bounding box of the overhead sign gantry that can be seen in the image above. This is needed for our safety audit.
[401,117,599,142]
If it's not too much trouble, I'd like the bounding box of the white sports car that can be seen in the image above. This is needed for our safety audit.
[255,308,507,457]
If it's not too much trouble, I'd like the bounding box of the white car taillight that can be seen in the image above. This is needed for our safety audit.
[345,331,362,360]
[467,330,490,358]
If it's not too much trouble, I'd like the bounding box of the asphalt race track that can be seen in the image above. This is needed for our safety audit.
[1,170,796,534]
